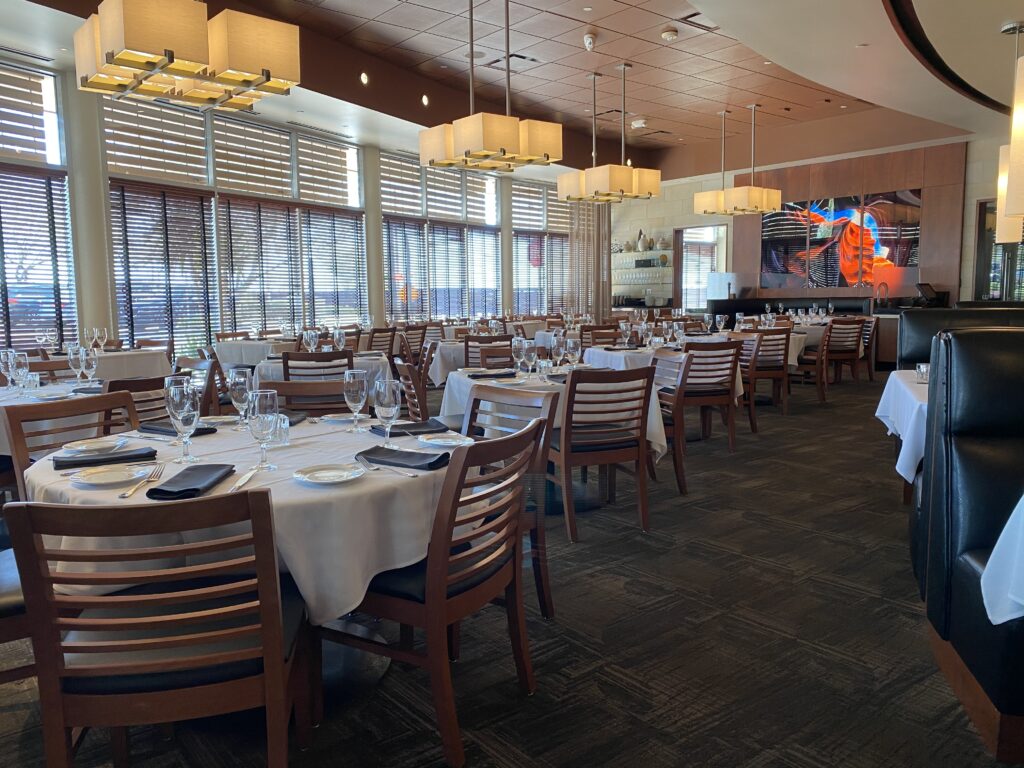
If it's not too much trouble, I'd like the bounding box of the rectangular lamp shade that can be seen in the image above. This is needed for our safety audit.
[556,170,585,201]
[631,168,660,198]
[98,0,209,75]
[74,15,136,93]
[418,124,457,167]
[997,144,1023,244]
[452,113,520,160]
[724,185,781,212]
[519,119,562,162]
[1006,56,1024,216]
[209,10,301,92]
[585,164,634,199]
[693,188,726,215]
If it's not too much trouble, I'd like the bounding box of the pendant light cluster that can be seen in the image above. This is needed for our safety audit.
[556,63,661,203]
[996,21,1024,243]
[695,105,780,216]
[693,110,730,215]
[73,0,300,112]
[419,0,562,171]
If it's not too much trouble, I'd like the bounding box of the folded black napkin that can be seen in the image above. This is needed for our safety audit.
[546,373,568,384]
[371,417,449,437]
[685,332,712,337]
[72,385,104,394]
[468,370,517,379]
[146,464,235,501]
[140,420,217,437]
[52,446,158,470]
[280,409,308,426]
[602,346,633,351]
[356,446,450,471]
[354,351,382,357]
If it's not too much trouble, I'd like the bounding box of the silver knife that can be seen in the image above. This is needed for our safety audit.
[130,433,174,443]
[228,468,258,493]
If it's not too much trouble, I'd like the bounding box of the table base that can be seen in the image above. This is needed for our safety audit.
[318,619,391,705]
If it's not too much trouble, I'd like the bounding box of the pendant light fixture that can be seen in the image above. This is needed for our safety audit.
[693,111,730,215]
[419,0,561,170]
[723,104,781,213]
[556,73,598,201]
[998,21,1024,236]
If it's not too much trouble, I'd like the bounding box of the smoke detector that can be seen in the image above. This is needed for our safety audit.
[661,27,678,42]
[583,32,596,51]
[631,117,647,130]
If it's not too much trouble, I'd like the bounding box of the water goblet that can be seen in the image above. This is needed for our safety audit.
[166,384,201,464]
[735,312,745,330]
[96,327,108,350]
[227,368,252,431]
[537,359,553,383]
[715,314,727,333]
[523,340,538,379]
[332,328,347,351]
[564,338,581,369]
[66,343,82,380]
[550,338,565,367]
[511,336,527,375]
[79,347,98,383]
[11,353,29,392]
[373,379,402,449]
[703,313,713,330]
[343,370,368,433]
[247,389,279,471]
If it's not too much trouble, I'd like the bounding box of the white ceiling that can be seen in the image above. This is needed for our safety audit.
[688,0,1009,138]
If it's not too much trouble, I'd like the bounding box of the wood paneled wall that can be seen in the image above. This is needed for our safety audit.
[732,142,967,301]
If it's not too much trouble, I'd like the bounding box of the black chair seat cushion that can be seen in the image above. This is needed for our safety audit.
[368,549,509,604]
[550,424,639,453]
[681,386,730,398]
[0,455,13,473]
[752,364,785,372]
[61,574,305,695]
[0,549,25,619]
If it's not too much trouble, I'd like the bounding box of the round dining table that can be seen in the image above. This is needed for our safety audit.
[253,352,392,388]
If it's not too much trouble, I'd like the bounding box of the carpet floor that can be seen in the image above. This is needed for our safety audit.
[0,372,1002,767]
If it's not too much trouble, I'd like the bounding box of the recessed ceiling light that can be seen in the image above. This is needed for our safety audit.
[840,104,848,109]
[583,6,593,11]
[421,94,430,106]
[661,28,678,42]
[59,47,68,52]
[463,50,485,59]
[440,63,449,69]
[763,60,771,65]
[359,72,369,85]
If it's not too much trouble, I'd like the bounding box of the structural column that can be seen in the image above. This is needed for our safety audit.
[499,175,514,313]
[362,145,386,323]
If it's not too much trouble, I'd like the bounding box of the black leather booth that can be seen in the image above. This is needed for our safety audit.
[896,308,1024,369]
[705,297,870,327]
[954,300,1024,309]
[919,328,1024,753]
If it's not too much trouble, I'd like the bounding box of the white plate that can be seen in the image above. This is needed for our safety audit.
[70,466,151,488]
[30,390,75,402]
[293,463,365,485]
[62,437,128,454]
[418,433,474,448]
[201,415,237,425]
[496,378,528,386]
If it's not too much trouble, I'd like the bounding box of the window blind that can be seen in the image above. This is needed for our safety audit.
[218,197,302,332]
[466,174,498,226]
[0,166,76,348]
[512,231,546,314]
[110,182,216,354]
[383,216,428,321]
[297,136,360,208]
[546,187,570,234]
[428,222,466,317]
[301,207,368,324]
[213,118,293,198]
[103,98,208,185]
[380,154,424,217]
[0,65,59,165]
[680,228,718,311]
[425,166,463,221]
[545,233,570,313]
[510,181,545,230]
[467,226,500,316]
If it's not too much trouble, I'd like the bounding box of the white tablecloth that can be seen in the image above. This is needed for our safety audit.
[253,353,391,388]
[443,320,546,340]
[427,341,511,385]
[93,349,171,380]
[534,330,580,349]
[22,421,449,626]
[439,369,668,460]
[0,386,106,456]
[982,493,1024,624]
[583,346,745,400]
[875,370,928,483]
[216,340,296,369]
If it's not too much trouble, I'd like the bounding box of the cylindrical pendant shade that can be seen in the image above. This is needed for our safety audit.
[418,124,456,167]
[631,168,660,198]
[74,14,136,93]
[98,0,209,75]
[557,170,585,201]
[693,189,726,215]
[1006,57,1024,216]
[585,164,633,199]
[519,119,562,162]
[209,9,301,92]
[452,113,520,160]
[997,144,1023,244]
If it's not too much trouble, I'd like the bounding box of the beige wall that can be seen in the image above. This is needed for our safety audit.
[960,135,1001,300]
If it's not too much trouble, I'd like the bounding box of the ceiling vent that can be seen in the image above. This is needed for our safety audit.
[0,45,54,63]
[484,53,541,73]
[677,12,719,33]
[286,121,354,141]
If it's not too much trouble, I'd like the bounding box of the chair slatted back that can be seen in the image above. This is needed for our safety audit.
[423,322,444,343]
[589,329,619,348]
[135,338,174,363]
[28,358,77,384]
[683,321,707,334]
[403,324,427,354]
[860,316,877,346]
[398,333,416,367]
[580,324,617,350]
[562,367,653,451]
[395,361,428,422]
[366,327,396,354]
[3,392,140,499]
[215,331,250,342]
[651,349,689,421]
[103,375,169,423]
[261,379,349,417]
[753,327,790,370]
[545,319,564,330]
[479,347,516,369]
[174,357,220,417]
[5,490,287,714]
[420,341,438,387]
[461,385,558,473]
[682,340,742,391]
[827,318,864,353]
[464,334,512,367]
[426,421,543,603]
[281,350,353,381]
[452,327,470,340]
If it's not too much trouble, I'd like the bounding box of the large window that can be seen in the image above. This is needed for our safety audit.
[677,226,721,312]
[110,182,216,354]
[302,207,367,324]
[511,181,568,314]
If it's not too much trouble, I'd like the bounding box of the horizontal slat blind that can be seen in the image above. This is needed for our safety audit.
[466,174,498,226]
[213,118,293,198]
[0,168,76,348]
[297,136,360,208]
[467,226,500,316]
[681,231,717,312]
[103,98,209,184]
[546,233,570,313]
[218,197,302,333]
[546,187,570,233]
[383,216,428,321]
[110,182,215,355]
[512,231,545,314]
[428,222,465,318]
[511,181,545,230]
[425,166,463,221]
[0,67,50,163]
[302,207,368,324]
[380,154,423,216]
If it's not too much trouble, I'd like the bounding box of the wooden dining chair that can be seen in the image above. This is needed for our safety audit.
[403,324,428,362]
[320,422,544,768]
[3,392,140,500]
[651,349,690,495]
[545,319,564,330]
[102,375,168,424]
[397,332,418,369]
[737,327,791,432]
[420,340,439,388]
[479,347,516,370]
[5,489,315,768]
[460,384,559,618]
[173,357,220,417]
[281,350,353,381]
[452,327,470,340]
[395,361,429,422]
[463,334,512,367]
[366,327,396,355]
[261,379,349,417]
[215,330,250,342]
[548,367,654,542]
[794,319,864,403]
[423,321,445,344]
[579,324,617,350]
[683,320,707,334]
[589,329,619,348]
[680,340,742,452]
[860,316,878,382]
[133,338,174,364]
[28,358,77,385]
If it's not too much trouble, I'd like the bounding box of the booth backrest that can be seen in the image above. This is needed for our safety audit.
[896,308,1024,369]
[954,300,1024,309]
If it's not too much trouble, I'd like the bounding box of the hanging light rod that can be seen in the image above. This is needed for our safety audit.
[693,110,730,215]
[722,103,781,213]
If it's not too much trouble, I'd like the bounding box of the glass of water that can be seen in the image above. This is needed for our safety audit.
[227,368,252,431]
[166,384,201,464]
[343,369,368,432]
[564,338,581,369]
[523,340,537,379]
[247,389,279,471]
[511,336,527,375]
[79,347,98,383]
[374,379,402,449]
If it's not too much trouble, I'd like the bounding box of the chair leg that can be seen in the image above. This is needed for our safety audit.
[635,458,650,532]
[110,727,130,768]
[607,463,617,504]
[311,628,324,727]
[580,466,588,484]
[265,689,290,768]
[400,623,415,651]
[560,466,579,543]
[671,436,687,495]
[726,403,736,453]
[746,383,758,433]
[426,624,465,768]
[700,406,712,439]
[42,720,72,768]
[529,521,555,619]
[505,567,536,695]
[293,626,313,750]
[447,622,461,662]
[816,361,827,403]
[646,450,658,482]
[867,348,876,381]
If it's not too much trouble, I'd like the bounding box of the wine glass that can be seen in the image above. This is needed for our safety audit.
[550,337,565,367]
[95,327,108,350]
[703,313,713,331]
[166,384,201,464]
[619,322,631,347]
[302,330,318,353]
[511,336,526,375]
[227,368,252,431]
[715,315,727,333]
[765,303,771,315]
[79,348,98,383]
[34,330,47,350]
[247,389,279,471]
[66,342,82,380]
[735,312,745,330]
[564,338,581,369]
[0,349,13,391]
[332,328,347,351]
[827,302,835,316]
[523,340,537,380]
[641,324,654,347]
[45,328,57,351]
[343,370,368,433]
[373,379,402,449]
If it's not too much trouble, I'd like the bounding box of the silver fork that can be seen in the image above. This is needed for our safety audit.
[356,454,418,478]
[118,463,165,499]
[62,461,155,478]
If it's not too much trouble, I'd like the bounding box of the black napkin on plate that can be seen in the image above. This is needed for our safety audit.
[356,446,450,471]
[545,373,568,384]
[280,409,308,426]
[72,385,104,394]
[354,351,382,357]
[52,446,158,470]
[467,370,517,379]
[139,420,217,437]
[602,346,633,351]
[371,417,449,437]
[146,464,235,501]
